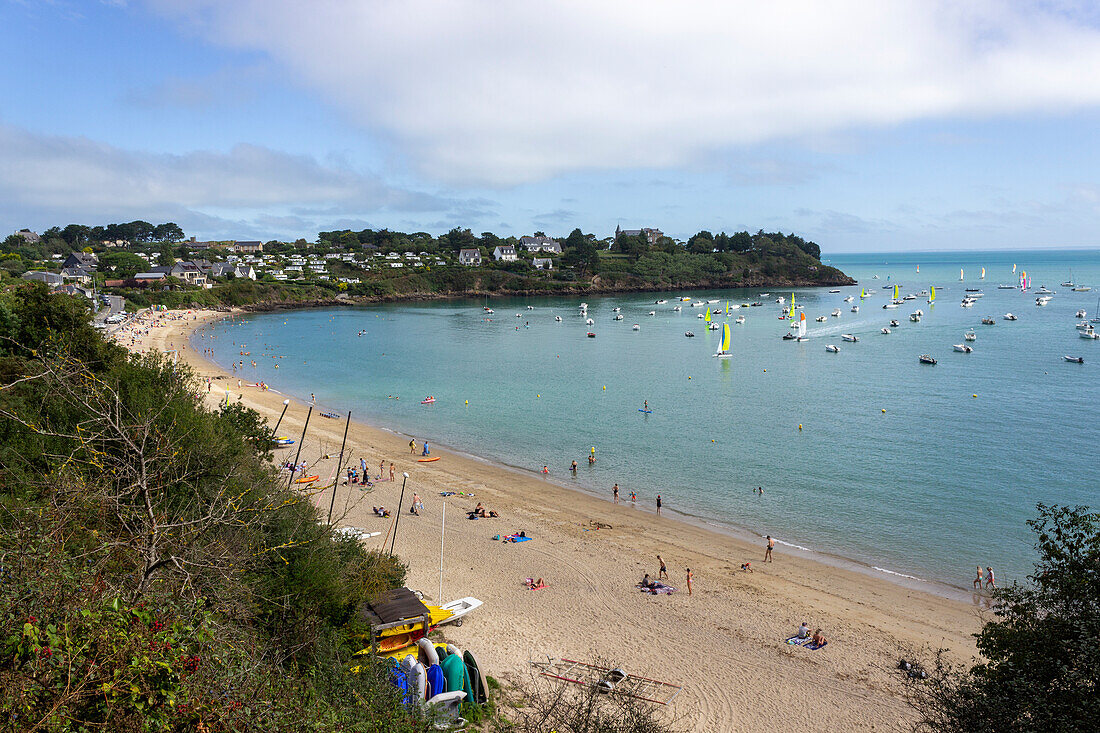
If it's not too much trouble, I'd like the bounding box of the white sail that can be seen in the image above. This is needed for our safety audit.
[715,322,732,357]
[798,312,806,338]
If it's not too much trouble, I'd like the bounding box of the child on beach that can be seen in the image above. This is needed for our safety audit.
[740,562,753,573]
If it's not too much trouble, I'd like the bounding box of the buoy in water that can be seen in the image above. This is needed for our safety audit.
[798,424,802,431]
[972,394,977,398]
[603,386,606,390]
[465,400,468,405]
[537,394,540,398]
[881,408,886,413]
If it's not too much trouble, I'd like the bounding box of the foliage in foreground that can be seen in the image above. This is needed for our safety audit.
[908,504,1100,733]
[0,282,428,731]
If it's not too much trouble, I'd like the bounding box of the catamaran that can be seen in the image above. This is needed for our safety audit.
[714,322,732,358]
[960,268,964,281]
[796,312,807,341]
[928,286,936,304]
[980,267,985,280]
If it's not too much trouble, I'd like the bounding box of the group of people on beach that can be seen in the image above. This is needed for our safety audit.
[641,554,693,595]
[974,565,996,589]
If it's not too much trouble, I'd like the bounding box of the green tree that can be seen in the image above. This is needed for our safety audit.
[157,245,175,267]
[909,504,1100,732]
[98,251,146,278]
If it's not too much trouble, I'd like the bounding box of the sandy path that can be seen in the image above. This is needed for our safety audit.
[116,308,985,732]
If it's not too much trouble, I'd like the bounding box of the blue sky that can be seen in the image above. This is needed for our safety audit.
[3,0,1100,252]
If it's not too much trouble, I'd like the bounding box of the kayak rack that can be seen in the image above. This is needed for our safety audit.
[528,656,682,706]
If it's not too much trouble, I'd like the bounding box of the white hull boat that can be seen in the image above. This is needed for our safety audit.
[1003,313,1017,321]
[953,344,973,353]
[825,344,840,353]
[436,597,484,627]
[841,334,859,342]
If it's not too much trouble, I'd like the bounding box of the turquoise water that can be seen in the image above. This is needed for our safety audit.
[198,249,1100,589]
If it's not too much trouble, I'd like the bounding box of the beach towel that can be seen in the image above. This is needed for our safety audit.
[805,640,828,650]
[504,534,531,543]
[636,582,676,595]
[785,636,812,646]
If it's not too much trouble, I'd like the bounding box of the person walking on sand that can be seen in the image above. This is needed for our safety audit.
[764,535,775,562]
[973,565,984,590]
[656,494,662,515]
[360,458,367,477]
[686,568,693,596]
[410,439,416,454]
[613,483,619,503]
[380,460,385,479]
[389,463,395,482]
[658,555,668,580]
[985,566,995,590]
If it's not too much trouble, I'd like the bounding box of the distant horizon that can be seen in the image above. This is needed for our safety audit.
[5,2,1100,252]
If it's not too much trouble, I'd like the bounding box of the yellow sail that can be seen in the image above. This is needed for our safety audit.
[788,293,794,319]
[720,322,730,352]
[726,300,730,315]
[861,288,866,298]
[893,284,898,300]
[930,286,936,302]
[704,307,711,322]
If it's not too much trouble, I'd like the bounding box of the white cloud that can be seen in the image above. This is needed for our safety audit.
[0,123,456,237]
[146,0,1100,185]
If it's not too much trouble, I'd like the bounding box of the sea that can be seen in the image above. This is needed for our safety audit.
[196,249,1100,593]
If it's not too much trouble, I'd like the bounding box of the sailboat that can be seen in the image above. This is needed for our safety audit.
[860,288,866,299]
[796,311,807,341]
[959,268,964,281]
[714,322,732,358]
[916,264,919,273]
[893,284,899,301]
[928,286,936,304]
[704,307,711,323]
[726,300,731,316]
[980,267,986,280]
[1013,263,1017,274]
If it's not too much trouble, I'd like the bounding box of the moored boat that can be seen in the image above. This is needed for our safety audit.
[1003,313,1017,321]
[919,354,937,365]
[825,344,840,353]
[1064,355,1084,363]
[953,344,973,353]
[841,333,858,342]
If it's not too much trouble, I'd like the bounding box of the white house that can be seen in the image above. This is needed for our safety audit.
[493,245,517,262]
[532,258,554,270]
[519,235,562,254]
[458,248,482,266]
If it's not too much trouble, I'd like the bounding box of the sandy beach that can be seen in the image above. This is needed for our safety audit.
[115,307,985,732]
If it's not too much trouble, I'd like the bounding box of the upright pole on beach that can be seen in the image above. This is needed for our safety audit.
[268,399,291,442]
[438,502,446,602]
[327,411,352,525]
[287,405,313,490]
[390,472,409,556]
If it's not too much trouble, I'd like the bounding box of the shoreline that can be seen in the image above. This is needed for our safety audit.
[119,307,985,732]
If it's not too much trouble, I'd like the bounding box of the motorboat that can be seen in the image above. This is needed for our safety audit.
[1064,355,1084,363]
[612,306,621,312]
[760,293,770,298]
[708,323,720,330]
[815,316,827,322]
[890,319,901,327]
[909,313,921,322]
[1076,309,1087,318]
[965,291,983,298]
[485,308,494,314]
[750,302,763,307]
[883,302,899,309]
[1080,328,1099,339]
[587,332,596,338]
[1036,296,1053,306]
[1077,321,1092,331]
[918,290,929,297]
[953,344,973,353]
[708,299,721,304]
[1036,286,1054,295]
[965,288,983,293]
[1062,280,1075,288]
[903,294,917,300]
[829,289,841,293]
[913,309,924,316]
[736,316,746,324]
[697,312,705,318]
[527,305,535,310]
[825,344,840,353]
[776,297,785,304]
[648,311,656,316]
[1003,313,1018,321]
[782,332,797,340]
[964,329,977,341]
[692,301,705,307]
[632,324,640,330]
[960,298,975,307]
[844,296,854,302]
[918,354,937,365]
[613,314,624,321]
[841,333,859,342]
[1073,286,1092,292]
[997,284,1016,289]
[555,316,562,322]
[685,331,695,337]
[586,318,594,325]
[831,309,842,317]
[673,306,682,311]
[851,305,859,312]
[655,299,668,305]
[981,317,996,325]
[516,313,522,318]
[680,296,692,302]
[881,327,891,334]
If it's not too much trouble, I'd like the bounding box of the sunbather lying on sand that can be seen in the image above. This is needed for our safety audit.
[372,506,390,517]
[524,577,547,590]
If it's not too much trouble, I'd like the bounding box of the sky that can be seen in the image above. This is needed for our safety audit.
[3,1,1100,252]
